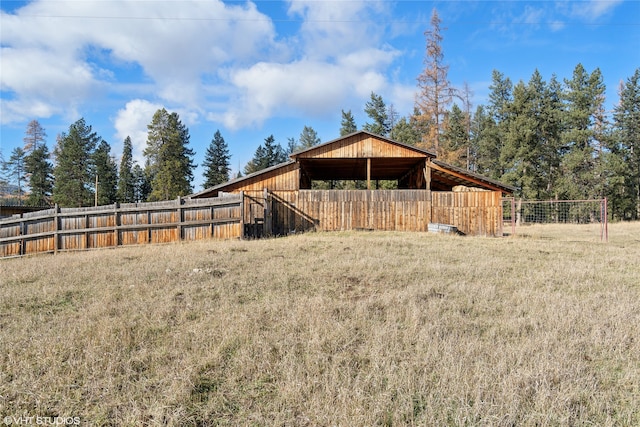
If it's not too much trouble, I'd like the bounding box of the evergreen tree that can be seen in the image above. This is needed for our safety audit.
[558,64,606,200]
[52,118,100,207]
[286,137,299,155]
[441,104,468,167]
[244,135,287,175]
[144,108,195,201]
[0,150,9,198]
[387,104,400,129]
[299,126,321,149]
[93,140,118,205]
[415,8,455,153]
[25,144,53,206]
[471,105,503,179]
[498,71,565,199]
[133,163,152,203]
[117,136,136,203]
[7,147,27,202]
[362,92,390,136]
[202,130,231,189]
[479,70,513,179]
[613,68,640,219]
[340,109,358,136]
[390,116,421,146]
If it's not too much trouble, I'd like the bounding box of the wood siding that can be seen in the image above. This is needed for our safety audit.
[248,190,432,235]
[295,134,429,159]
[0,195,243,258]
[238,189,503,238]
[431,191,503,236]
[219,163,300,194]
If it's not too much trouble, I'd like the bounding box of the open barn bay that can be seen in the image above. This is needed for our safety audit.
[1,224,639,425]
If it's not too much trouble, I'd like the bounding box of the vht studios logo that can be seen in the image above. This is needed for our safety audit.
[3,416,80,426]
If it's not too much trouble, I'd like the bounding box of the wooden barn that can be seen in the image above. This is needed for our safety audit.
[191,131,514,237]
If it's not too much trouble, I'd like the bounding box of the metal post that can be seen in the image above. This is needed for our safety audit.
[511,197,516,236]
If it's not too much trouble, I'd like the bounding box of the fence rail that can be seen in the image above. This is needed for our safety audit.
[0,194,244,258]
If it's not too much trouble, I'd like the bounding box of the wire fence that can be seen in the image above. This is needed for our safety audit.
[502,198,608,242]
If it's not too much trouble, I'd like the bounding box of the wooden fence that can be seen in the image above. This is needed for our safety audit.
[1,190,504,257]
[432,190,503,236]
[0,195,243,258]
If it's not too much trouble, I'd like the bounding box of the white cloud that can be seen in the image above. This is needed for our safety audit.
[113,99,163,164]
[223,45,399,130]
[2,0,410,134]
[570,0,623,22]
[287,0,390,60]
[1,0,280,121]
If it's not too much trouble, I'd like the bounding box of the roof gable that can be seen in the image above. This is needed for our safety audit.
[291,131,435,160]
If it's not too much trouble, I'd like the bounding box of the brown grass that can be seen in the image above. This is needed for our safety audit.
[1,222,640,425]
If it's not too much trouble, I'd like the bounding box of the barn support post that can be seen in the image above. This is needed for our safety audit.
[264,188,272,237]
[424,160,432,190]
[239,191,245,239]
[367,158,371,190]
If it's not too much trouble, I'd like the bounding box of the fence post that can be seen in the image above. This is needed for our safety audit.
[54,204,59,254]
[511,198,516,236]
[114,202,120,247]
[602,198,608,242]
[177,196,183,241]
[19,213,25,256]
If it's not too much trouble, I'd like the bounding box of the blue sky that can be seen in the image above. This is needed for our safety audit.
[1,0,639,190]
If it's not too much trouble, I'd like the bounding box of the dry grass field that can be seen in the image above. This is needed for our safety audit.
[1,222,639,426]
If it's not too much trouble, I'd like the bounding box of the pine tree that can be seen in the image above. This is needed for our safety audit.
[362,92,390,136]
[117,136,136,203]
[25,144,53,206]
[244,135,287,175]
[340,110,358,136]
[52,118,100,207]
[479,70,513,179]
[0,150,9,199]
[202,130,231,189]
[144,109,195,201]
[23,119,47,153]
[286,137,299,155]
[390,116,421,146]
[93,140,118,205]
[299,126,321,149]
[558,64,606,200]
[7,147,27,202]
[613,68,640,219]
[133,163,151,203]
[441,104,468,168]
[471,105,502,179]
[415,8,455,153]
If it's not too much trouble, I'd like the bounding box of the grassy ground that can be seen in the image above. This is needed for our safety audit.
[1,223,639,426]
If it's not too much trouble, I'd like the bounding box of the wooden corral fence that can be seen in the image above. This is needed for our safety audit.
[0,195,243,258]
[432,190,503,236]
[240,189,502,238]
